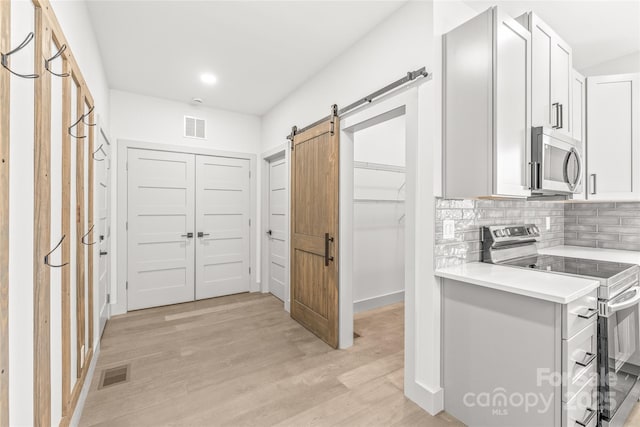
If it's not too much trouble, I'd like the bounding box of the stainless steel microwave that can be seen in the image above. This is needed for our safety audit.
[530,127,583,195]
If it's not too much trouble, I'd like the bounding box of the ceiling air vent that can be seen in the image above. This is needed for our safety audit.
[184,116,206,139]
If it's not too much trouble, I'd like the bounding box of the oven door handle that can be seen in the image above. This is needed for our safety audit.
[608,286,640,313]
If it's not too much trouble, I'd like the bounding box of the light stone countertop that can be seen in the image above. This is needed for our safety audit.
[435,262,599,304]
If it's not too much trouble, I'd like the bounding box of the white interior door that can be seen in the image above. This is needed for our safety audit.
[127,149,196,310]
[195,155,251,299]
[97,131,111,336]
[266,156,287,302]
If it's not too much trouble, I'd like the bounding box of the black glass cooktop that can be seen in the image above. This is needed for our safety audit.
[499,254,636,280]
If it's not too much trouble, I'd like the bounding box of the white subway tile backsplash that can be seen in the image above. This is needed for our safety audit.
[564,202,640,251]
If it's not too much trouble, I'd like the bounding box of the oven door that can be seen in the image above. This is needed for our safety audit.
[599,286,640,423]
[539,133,583,194]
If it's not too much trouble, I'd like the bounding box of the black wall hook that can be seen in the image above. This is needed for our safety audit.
[1,32,39,79]
[45,235,68,268]
[92,144,107,161]
[81,224,96,246]
[83,106,96,126]
[44,44,70,78]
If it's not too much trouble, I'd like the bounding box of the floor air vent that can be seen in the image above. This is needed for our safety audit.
[98,364,130,389]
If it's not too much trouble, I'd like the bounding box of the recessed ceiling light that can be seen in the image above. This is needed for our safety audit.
[200,73,217,85]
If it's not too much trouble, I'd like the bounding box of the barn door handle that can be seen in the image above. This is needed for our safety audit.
[325,233,334,266]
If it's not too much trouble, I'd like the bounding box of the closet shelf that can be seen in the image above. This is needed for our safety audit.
[353,161,405,173]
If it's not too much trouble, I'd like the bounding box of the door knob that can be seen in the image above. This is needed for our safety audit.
[181,232,194,238]
[197,232,210,238]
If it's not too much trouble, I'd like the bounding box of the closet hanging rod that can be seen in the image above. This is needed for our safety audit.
[353,199,405,204]
[0,32,39,79]
[353,161,405,173]
[287,66,430,139]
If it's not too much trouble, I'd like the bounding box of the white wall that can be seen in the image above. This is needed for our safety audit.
[109,90,262,315]
[581,51,640,76]
[260,1,442,414]
[7,0,110,425]
[353,116,405,312]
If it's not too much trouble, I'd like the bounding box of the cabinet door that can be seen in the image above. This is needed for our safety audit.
[551,37,573,137]
[587,74,640,200]
[572,70,586,200]
[530,14,554,129]
[494,9,531,197]
[529,14,573,137]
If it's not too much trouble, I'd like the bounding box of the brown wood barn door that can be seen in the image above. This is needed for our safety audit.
[290,112,339,348]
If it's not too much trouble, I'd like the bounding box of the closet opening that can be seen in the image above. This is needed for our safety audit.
[338,87,419,396]
[352,114,406,350]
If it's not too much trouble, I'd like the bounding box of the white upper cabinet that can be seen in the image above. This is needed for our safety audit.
[517,13,573,138]
[587,73,640,200]
[443,7,531,198]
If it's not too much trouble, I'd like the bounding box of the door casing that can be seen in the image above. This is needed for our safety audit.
[114,140,257,316]
[261,144,290,310]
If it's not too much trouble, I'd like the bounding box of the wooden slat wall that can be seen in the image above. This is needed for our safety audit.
[74,80,85,380]
[27,0,96,425]
[0,1,11,425]
[87,104,94,349]
[60,56,71,419]
[33,6,52,426]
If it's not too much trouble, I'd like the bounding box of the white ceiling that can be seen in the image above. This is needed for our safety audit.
[86,1,406,116]
[463,0,640,72]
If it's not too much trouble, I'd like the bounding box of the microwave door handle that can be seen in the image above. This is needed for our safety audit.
[563,148,581,192]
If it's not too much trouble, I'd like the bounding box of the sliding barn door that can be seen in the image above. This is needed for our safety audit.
[195,155,251,299]
[127,149,196,310]
[291,116,340,348]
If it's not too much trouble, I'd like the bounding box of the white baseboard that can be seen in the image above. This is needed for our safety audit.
[70,340,101,427]
[406,380,444,416]
[354,290,404,313]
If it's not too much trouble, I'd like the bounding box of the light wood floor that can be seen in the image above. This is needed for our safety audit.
[80,293,463,426]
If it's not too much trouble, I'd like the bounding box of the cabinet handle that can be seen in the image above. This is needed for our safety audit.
[197,232,210,238]
[590,174,597,195]
[181,232,194,238]
[575,352,597,368]
[576,408,596,427]
[529,161,540,190]
[577,308,598,320]
[559,104,563,129]
[324,233,334,267]
[552,103,560,128]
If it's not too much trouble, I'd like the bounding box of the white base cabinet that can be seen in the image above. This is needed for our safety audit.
[443,279,598,427]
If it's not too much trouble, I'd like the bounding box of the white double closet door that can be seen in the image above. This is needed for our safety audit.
[127,148,251,311]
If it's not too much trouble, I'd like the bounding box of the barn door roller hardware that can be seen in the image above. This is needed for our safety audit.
[44,235,68,268]
[44,44,70,78]
[0,32,39,79]
[286,66,430,141]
